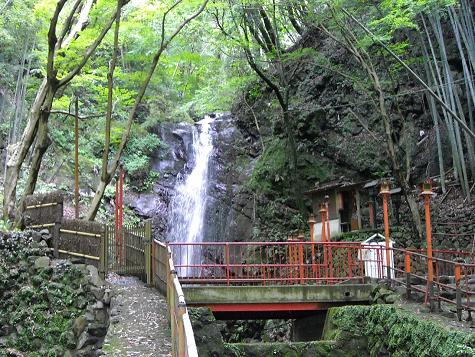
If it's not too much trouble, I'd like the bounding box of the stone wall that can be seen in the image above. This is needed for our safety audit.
[0,231,112,357]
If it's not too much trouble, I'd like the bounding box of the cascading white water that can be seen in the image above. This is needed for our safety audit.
[167,115,215,276]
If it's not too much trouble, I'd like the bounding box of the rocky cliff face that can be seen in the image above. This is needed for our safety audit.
[128,113,256,243]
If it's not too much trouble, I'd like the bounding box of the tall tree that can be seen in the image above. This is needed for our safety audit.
[214,0,306,214]
[86,0,210,220]
[4,0,127,222]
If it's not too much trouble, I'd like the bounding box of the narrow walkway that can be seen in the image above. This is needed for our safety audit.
[102,274,172,357]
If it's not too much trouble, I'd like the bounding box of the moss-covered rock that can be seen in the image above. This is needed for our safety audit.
[188,308,234,357]
[323,305,475,357]
[224,341,360,357]
[0,231,111,357]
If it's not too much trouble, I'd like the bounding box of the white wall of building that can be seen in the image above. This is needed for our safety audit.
[313,218,341,241]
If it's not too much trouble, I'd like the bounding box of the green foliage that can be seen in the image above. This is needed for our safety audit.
[329,305,475,357]
[123,131,162,190]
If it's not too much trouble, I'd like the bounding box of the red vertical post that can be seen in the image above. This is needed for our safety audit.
[292,235,298,283]
[420,179,435,310]
[298,231,305,284]
[455,264,462,321]
[225,243,230,286]
[319,204,327,281]
[308,214,316,278]
[287,237,293,284]
[328,242,334,282]
[405,251,412,300]
[380,181,392,282]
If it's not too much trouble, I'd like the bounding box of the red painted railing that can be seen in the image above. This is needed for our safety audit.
[389,247,475,316]
[169,242,385,285]
[169,241,474,318]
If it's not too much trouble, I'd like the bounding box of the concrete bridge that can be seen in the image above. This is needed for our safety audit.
[150,240,475,356]
[170,241,379,319]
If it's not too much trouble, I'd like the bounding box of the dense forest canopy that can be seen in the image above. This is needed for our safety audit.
[0,0,474,233]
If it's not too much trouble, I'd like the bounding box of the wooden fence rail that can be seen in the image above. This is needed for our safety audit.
[152,240,198,357]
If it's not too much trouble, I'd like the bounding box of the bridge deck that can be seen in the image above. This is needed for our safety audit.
[183,283,374,318]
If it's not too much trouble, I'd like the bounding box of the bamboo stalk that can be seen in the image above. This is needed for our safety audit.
[25,202,58,209]
[27,223,55,228]
[60,229,101,238]
[53,248,100,261]
[342,6,475,139]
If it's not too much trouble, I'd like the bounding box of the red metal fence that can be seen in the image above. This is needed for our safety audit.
[169,241,474,318]
[168,241,384,285]
[390,247,475,317]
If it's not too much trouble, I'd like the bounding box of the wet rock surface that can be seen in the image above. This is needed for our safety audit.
[101,274,171,357]
[128,113,255,243]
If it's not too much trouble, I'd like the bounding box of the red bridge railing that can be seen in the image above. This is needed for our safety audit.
[390,247,475,317]
[168,241,385,285]
[169,241,474,318]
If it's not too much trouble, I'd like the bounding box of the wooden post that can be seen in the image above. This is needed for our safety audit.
[145,220,152,285]
[99,225,107,279]
[169,275,177,357]
[74,97,79,219]
[355,190,362,230]
[325,196,331,242]
[53,200,63,258]
[119,166,124,264]
[151,240,155,287]
[177,302,186,356]
[115,179,119,263]
[368,201,375,229]
[166,249,172,322]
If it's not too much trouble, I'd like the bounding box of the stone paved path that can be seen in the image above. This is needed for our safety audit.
[102,274,172,357]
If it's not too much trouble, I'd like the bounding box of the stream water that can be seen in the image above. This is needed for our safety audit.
[167,115,215,275]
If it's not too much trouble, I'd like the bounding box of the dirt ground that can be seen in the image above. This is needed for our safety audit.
[101,274,172,357]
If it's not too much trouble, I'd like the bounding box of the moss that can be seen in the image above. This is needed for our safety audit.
[325,305,475,357]
[0,232,92,356]
[224,341,359,357]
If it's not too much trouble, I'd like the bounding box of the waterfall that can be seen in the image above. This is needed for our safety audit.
[167,115,215,276]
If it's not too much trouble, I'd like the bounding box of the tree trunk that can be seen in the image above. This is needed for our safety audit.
[86,180,109,221]
[14,113,52,227]
[3,79,51,220]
